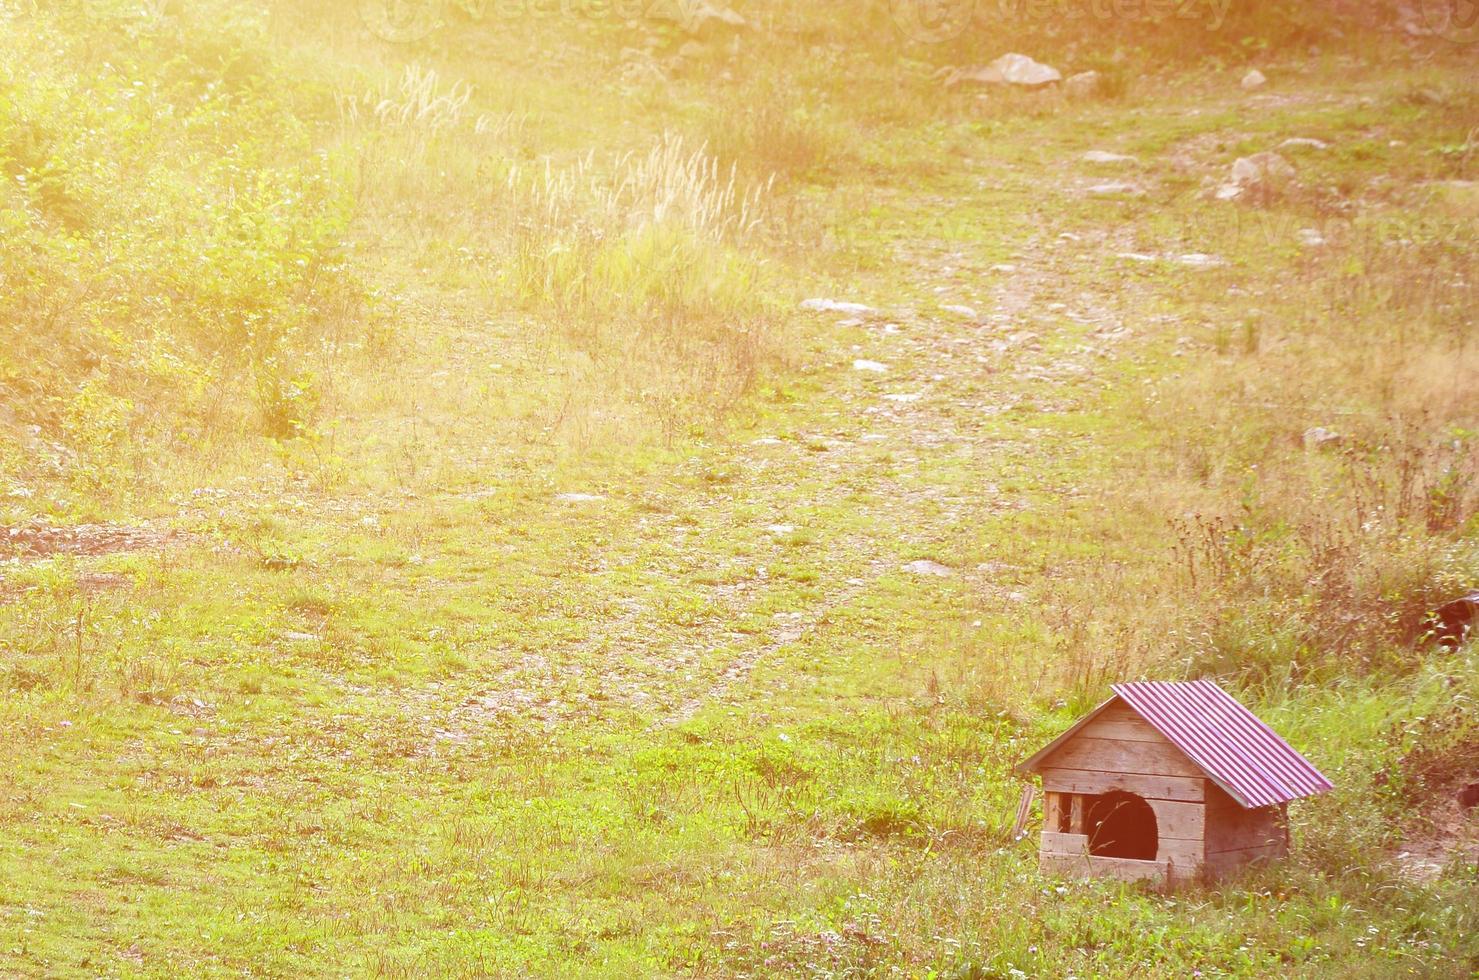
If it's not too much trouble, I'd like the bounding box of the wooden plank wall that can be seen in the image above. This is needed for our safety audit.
[1204,785,1289,881]
[1034,703,1294,885]
[1038,702,1208,884]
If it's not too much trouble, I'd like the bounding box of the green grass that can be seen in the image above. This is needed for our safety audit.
[1,0,1477,976]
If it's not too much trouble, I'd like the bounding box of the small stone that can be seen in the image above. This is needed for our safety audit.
[947,52,1062,88]
[1298,228,1326,247]
[1117,251,1158,263]
[1303,427,1342,451]
[852,359,888,373]
[1082,150,1138,165]
[990,263,1018,273]
[1278,137,1329,151]
[942,304,980,319]
[801,298,876,315]
[1230,151,1295,188]
[903,559,954,577]
[556,492,605,503]
[765,524,796,534]
[1175,253,1224,268]
[283,632,318,643]
[883,393,922,403]
[1087,181,1141,196]
[1241,69,1267,91]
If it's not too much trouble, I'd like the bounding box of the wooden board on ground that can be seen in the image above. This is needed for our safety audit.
[1040,852,1201,885]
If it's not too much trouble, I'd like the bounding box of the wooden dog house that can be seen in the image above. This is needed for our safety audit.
[1015,680,1332,885]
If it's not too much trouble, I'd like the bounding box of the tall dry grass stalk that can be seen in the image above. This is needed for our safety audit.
[338,63,473,132]
[511,133,772,244]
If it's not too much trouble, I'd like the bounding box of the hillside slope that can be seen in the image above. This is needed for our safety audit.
[0,1,1476,975]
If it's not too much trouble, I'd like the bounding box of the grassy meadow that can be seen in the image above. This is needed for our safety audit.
[1,0,1476,975]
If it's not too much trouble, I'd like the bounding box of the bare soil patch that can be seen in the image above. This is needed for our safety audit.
[1391,718,1479,879]
[0,520,178,560]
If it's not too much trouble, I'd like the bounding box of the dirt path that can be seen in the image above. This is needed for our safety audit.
[0,520,178,560]
[402,178,1149,743]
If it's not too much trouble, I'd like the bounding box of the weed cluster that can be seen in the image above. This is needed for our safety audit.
[0,4,363,499]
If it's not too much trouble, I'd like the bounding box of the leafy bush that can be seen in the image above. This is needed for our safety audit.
[0,3,362,494]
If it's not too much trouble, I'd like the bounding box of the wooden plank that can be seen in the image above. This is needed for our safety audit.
[1040,768,1207,802]
[1044,792,1066,834]
[1078,709,1169,744]
[1040,831,1089,855]
[1040,853,1201,886]
[1207,842,1285,862]
[1069,794,1086,834]
[1043,832,1203,866]
[1096,702,1143,723]
[1011,786,1035,841]
[1041,852,1164,883]
[1207,819,1288,854]
[1206,799,1287,853]
[1155,838,1205,866]
[1204,843,1286,880]
[1041,738,1203,778]
[1146,799,1206,841]
[1204,782,1243,811]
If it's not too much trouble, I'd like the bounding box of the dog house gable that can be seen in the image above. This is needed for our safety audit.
[1016,680,1332,885]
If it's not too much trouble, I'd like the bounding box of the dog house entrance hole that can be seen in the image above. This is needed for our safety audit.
[1086,791,1158,860]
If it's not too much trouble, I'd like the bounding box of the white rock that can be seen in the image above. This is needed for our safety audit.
[752,437,784,446]
[1087,181,1141,196]
[1303,427,1342,450]
[1230,151,1295,187]
[852,359,888,373]
[948,52,1062,88]
[883,393,922,403]
[1279,137,1330,151]
[283,632,318,643]
[1241,69,1267,91]
[903,559,954,577]
[555,492,605,503]
[1214,182,1245,201]
[801,298,876,315]
[1117,251,1159,263]
[942,304,980,318]
[1298,228,1326,247]
[1175,253,1224,268]
[1082,150,1138,165]
[765,524,796,534]
[990,263,1018,273]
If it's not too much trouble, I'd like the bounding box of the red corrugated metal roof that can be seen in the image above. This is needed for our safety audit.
[1016,680,1333,809]
[1111,680,1333,808]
